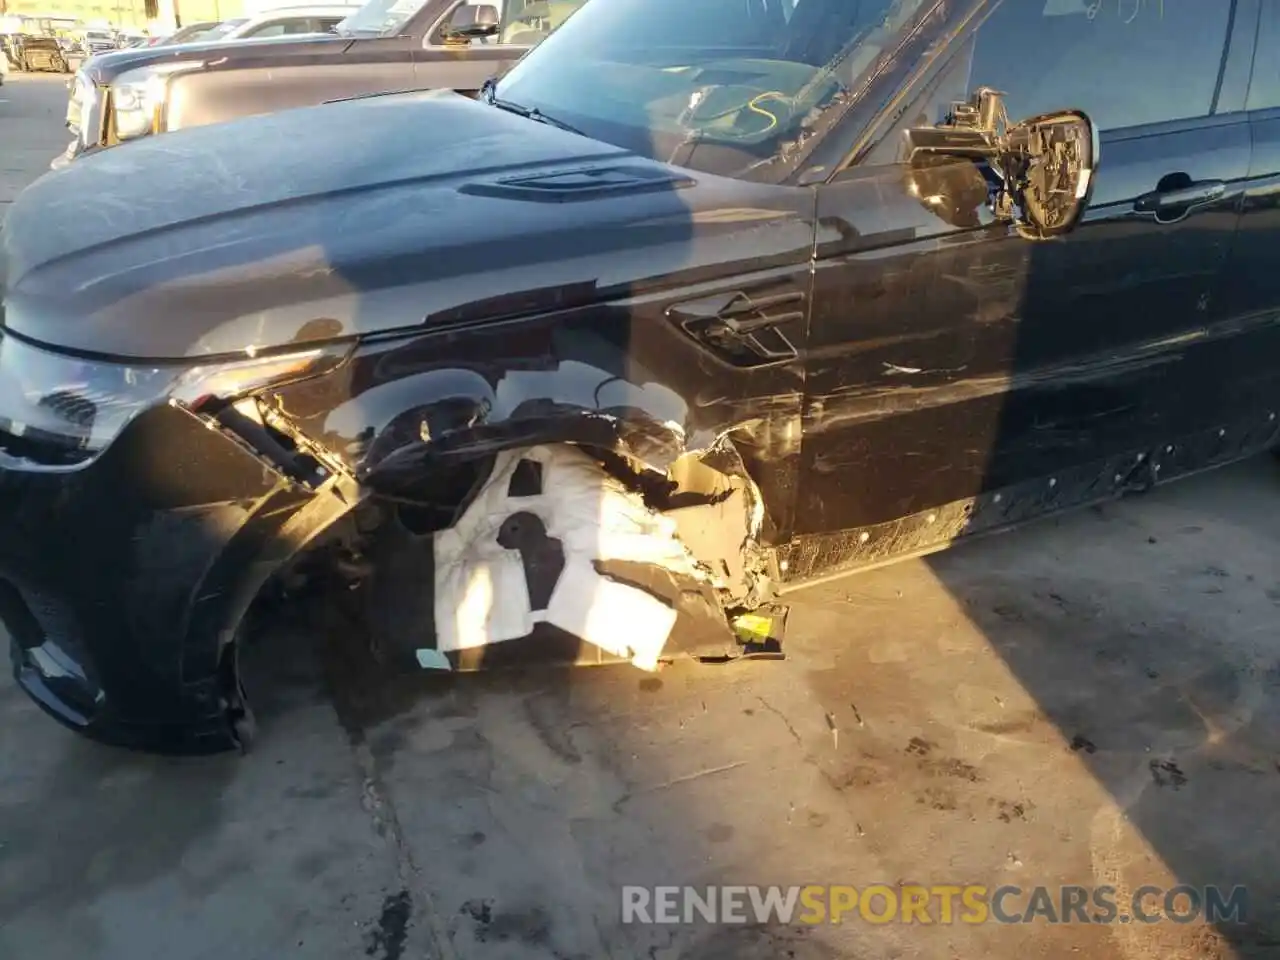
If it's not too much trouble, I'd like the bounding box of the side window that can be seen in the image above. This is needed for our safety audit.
[280,18,321,34]
[1247,0,1279,110]
[496,0,588,46]
[246,18,317,38]
[965,0,1234,132]
[244,20,288,37]
[431,0,588,46]
[317,17,345,31]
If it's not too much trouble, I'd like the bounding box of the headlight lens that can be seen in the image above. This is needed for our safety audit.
[112,74,167,140]
[0,333,349,466]
[109,63,202,141]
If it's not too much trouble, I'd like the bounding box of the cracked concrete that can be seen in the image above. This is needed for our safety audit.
[2,74,1279,960]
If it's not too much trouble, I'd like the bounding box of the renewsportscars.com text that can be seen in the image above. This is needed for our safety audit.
[621,884,1249,926]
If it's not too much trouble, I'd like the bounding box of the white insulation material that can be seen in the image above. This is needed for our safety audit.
[433,445,703,670]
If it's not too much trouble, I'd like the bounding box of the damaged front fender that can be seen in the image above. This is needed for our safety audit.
[270,304,803,539]
[251,307,800,675]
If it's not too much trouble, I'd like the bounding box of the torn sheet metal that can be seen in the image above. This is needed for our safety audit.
[433,444,706,670]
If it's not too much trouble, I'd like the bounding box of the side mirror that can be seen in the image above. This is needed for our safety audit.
[445,3,500,41]
[904,88,1098,240]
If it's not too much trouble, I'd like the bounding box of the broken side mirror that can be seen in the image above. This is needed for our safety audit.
[903,87,1098,240]
[444,2,500,42]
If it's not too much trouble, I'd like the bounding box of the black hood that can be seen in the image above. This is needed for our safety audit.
[83,33,347,82]
[1,90,757,360]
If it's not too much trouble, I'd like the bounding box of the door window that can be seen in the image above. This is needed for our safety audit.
[243,18,321,38]
[965,0,1234,131]
[497,0,588,45]
[433,0,589,46]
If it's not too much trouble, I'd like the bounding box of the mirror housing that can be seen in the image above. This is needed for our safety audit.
[444,3,500,41]
[904,88,1098,240]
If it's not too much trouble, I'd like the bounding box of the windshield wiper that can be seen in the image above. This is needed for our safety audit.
[481,78,586,137]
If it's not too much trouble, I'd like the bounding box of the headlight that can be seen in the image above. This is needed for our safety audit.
[111,72,167,139]
[66,70,97,142]
[109,62,202,141]
[0,332,350,467]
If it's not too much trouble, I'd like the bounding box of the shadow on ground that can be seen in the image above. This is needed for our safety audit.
[0,622,410,960]
[288,458,1280,960]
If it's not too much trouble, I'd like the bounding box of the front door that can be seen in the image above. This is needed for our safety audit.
[788,0,1250,580]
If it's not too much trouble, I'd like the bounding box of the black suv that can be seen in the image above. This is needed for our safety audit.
[4,0,1278,754]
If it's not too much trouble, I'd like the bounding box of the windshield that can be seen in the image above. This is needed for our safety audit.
[495,0,935,178]
[337,0,424,35]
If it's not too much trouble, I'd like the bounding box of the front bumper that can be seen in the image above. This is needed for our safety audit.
[0,402,316,753]
[51,139,78,170]
[50,138,96,170]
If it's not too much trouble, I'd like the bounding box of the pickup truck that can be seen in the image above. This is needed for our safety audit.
[55,0,583,168]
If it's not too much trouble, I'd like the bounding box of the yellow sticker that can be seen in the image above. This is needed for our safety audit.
[732,613,774,642]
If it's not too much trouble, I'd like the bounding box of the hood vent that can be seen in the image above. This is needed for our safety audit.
[459,164,693,203]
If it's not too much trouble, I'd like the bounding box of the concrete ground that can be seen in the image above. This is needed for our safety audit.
[2,73,1279,960]
[0,72,67,212]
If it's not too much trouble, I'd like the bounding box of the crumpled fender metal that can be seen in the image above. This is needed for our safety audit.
[361,405,688,490]
[269,308,802,542]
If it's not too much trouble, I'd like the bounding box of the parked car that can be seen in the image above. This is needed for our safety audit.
[216,4,360,40]
[12,33,74,72]
[5,0,1278,755]
[0,33,18,69]
[51,0,580,168]
[79,27,117,55]
[115,29,151,49]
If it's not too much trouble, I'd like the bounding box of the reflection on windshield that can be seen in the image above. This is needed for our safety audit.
[338,0,425,35]
[496,0,934,179]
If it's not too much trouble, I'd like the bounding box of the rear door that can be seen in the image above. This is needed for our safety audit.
[1215,0,1280,447]
[167,34,417,129]
[792,0,1250,575]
